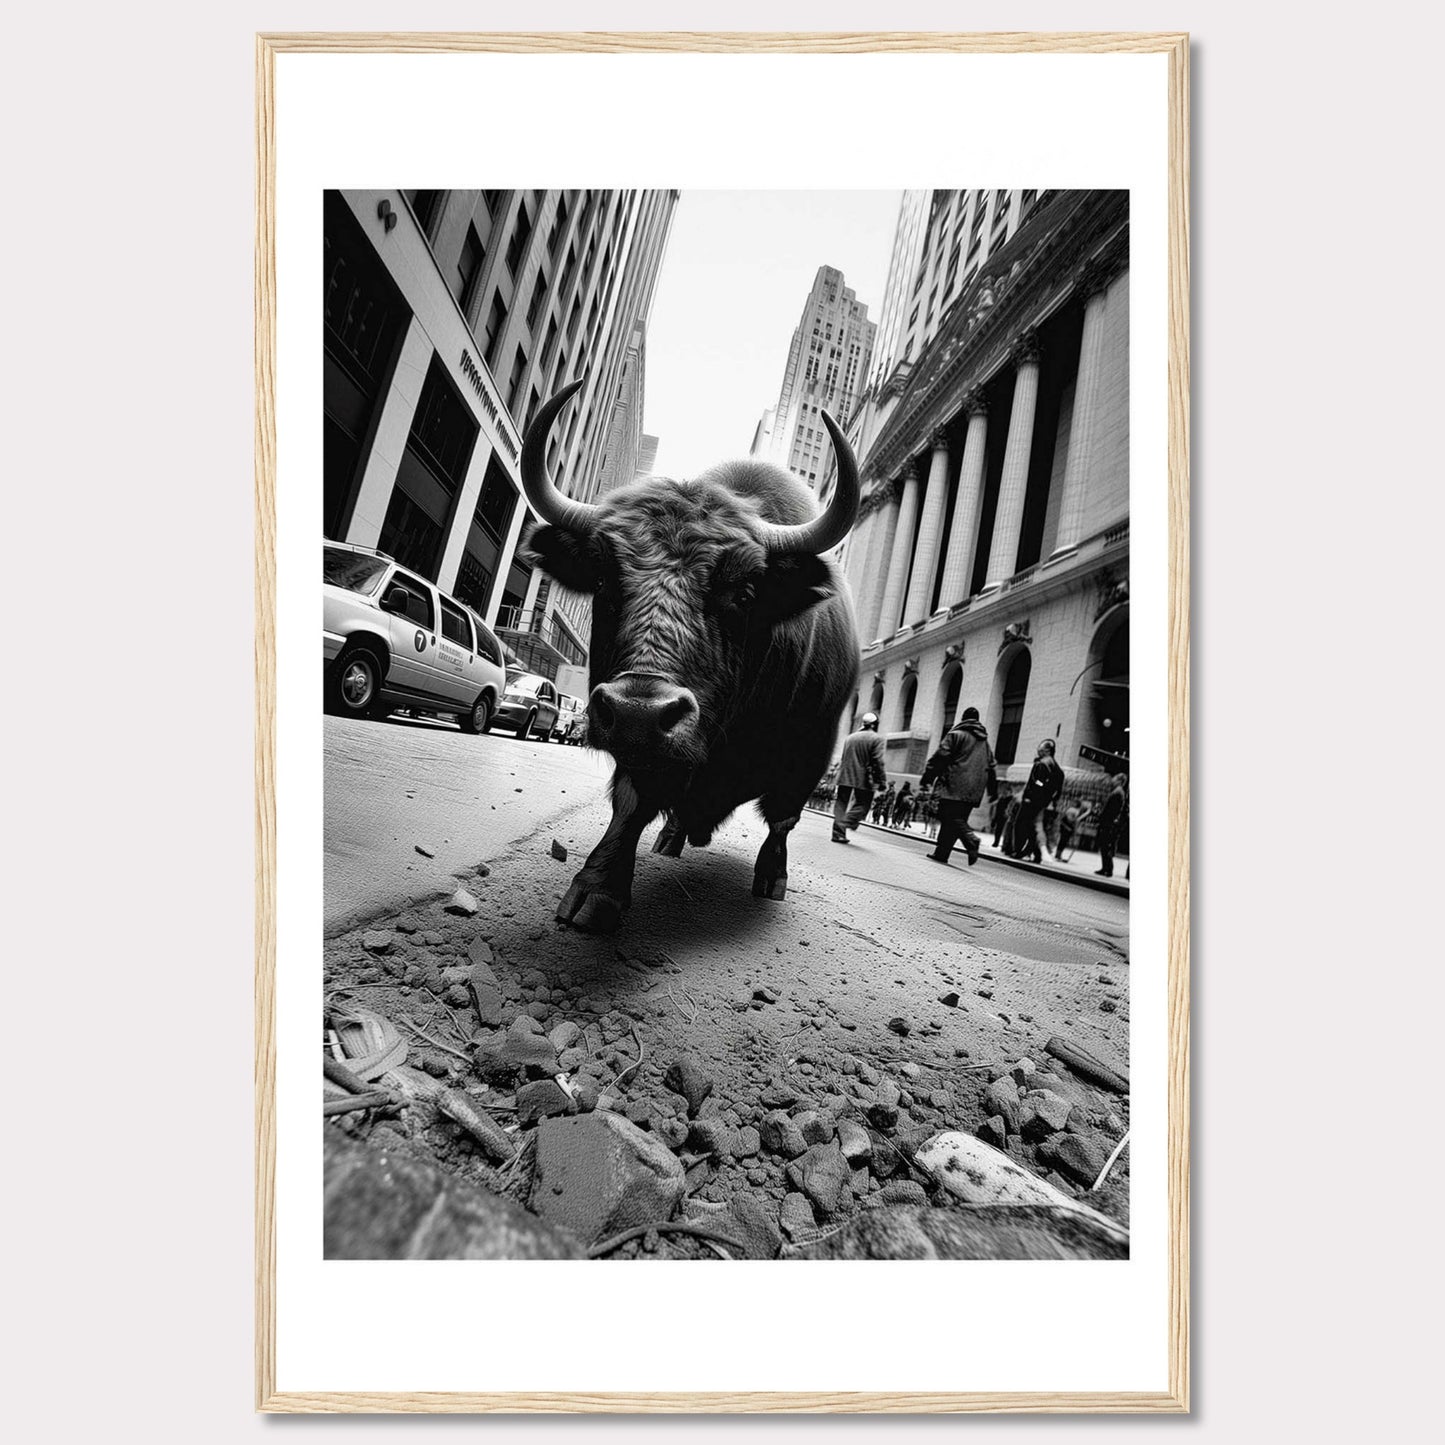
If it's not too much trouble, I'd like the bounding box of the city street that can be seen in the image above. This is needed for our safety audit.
[323,712,1131,1252]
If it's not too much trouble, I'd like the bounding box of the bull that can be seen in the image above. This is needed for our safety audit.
[518,379,861,932]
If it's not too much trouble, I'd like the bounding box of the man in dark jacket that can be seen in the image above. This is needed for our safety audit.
[920,707,998,866]
[832,712,887,843]
[1010,739,1066,864]
[1095,771,1129,877]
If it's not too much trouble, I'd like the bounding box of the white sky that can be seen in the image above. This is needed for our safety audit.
[642,191,901,478]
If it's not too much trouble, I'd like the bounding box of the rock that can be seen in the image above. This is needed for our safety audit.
[1099,998,1118,1013]
[900,1062,922,1081]
[1010,1059,1038,1089]
[662,1055,714,1117]
[556,1047,585,1073]
[759,1110,808,1159]
[867,1079,901,1132]
[548,1021,582,1054]
[550,839,568,861]
[529,1113,687,1248]
[361,931,394,954]
[977,1115,1009,1149]
[441,965,470,986]
[444,985,470,1008]
[570,1077,600,1113]
[880,1180,928,1206]
[730,991,752,1011]
[525,1000,551,1022]
[444,889,479,917]
[759,1081,798,1110]
[658,1118,688,1148]
[938,991,961,1008]
[325,1131,582,1259]
[686,1118,733,1157]
[856,1061,880,1086]
[929,1090,952,1109]
[977,988,994,1000]
[733,1125,761,1158]
[779,1192,816,1242]
[837,1118,872,1167]
[754,985,780,1004]
[472,1019,558,1078]
[985,1077,1021,1134]
[1020,1090,1075,1141]
[887,1016,911,1036]
[795,1110,834,1146]
[515,1079,575,1125]
[414,844,435,858]
[720,1194,782,1259]
[467,952,506,1028]
[1036,1132,1108,1188]
[786,1142,850,1216]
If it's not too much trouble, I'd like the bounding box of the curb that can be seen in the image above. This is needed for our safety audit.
[804,806,1130,898]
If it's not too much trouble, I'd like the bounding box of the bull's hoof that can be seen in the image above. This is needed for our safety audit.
[652,826,685,857]
[752,872,787,901]
[556,882,625,933]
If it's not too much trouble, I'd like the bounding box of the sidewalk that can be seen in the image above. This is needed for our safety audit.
[804,805,1130,897]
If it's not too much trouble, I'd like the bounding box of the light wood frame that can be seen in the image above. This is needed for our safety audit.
[256,29,1189,1414]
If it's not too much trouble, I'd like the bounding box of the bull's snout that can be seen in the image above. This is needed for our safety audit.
[589,675,699,763]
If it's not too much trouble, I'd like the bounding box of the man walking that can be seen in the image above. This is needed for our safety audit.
[1095,771,1129,877]
[1010,739,1066,864]
[832,712,887,843]
[920,706,997,866]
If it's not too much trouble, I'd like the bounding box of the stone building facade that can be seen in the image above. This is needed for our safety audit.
[835,190,1131,815]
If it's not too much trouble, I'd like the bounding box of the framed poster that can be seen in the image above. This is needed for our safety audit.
[258,31,1188,1412]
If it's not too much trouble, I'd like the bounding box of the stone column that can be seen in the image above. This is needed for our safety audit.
[981,334,1042,592]
[875,462,923,639]
[936,393,989,607]
[843,507,875,608]
[344,315,434,548]
[903,430,953,625]
[858,489,901,643]
[1051,265,1112,557]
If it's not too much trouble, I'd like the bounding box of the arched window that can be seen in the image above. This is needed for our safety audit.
[995,649,1032,764]
[899,674,918,731]
[1075,613,1129,762]
[941,665,963,731]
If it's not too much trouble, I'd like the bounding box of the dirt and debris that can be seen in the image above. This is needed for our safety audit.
[322,814,1131,1261]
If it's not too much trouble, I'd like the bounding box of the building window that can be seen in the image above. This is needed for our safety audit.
[995,649,1033,766]
[542,316,559,368]
[524,271,547,330]
[404,190,445,236]
[409,356,477,495]
[483,294,508,370]
[482,190,505,218]
[547,197,568,256]
[507,347,527,413]
[474,462,515,542]
[505,202,532,276]
[899,674,918,731]
[455,224,485,313]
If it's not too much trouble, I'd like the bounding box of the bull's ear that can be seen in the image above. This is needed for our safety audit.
[518,524,601,593]
[755,554,835,623]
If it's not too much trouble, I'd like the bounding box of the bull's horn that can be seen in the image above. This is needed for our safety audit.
[756,409,860,556]
[520,379,599,533]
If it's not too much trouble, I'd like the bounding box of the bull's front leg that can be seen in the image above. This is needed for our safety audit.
[752,810,800,901]
[651,811,686,856]
[557,772,661,933]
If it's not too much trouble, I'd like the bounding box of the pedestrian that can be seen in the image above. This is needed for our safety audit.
[1055,796,1092,861]
[831,712,887,844]
[1095,771,1129,877]
[920,706,998,866]
[892,782,915,829]
[1009,738,1066,864]
[991,788,1015,849]
[921,786,941,839]
[872,780,896,826]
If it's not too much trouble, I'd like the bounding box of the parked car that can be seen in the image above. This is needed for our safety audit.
[492,671,562,741]
[552,694,586,742]
[322,543,506,734]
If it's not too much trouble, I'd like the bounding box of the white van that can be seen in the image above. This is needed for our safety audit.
[323,543,507,734]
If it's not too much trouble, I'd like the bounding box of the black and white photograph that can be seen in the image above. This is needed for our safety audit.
[319,184,1133,1266]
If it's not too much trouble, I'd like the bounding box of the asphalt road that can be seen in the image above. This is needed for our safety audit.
[325,711,1128,1066]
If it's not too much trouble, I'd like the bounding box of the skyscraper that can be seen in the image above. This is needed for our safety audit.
[758,266,876,490]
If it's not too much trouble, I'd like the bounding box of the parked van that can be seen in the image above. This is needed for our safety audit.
[323,543,506,734]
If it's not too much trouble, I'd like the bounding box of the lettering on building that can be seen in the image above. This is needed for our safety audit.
[460,349,520,461]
